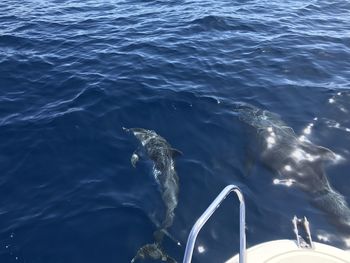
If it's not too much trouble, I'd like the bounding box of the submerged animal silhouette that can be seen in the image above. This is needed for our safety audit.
[131,243,176,263]
[235,103,350,232]
[124,127,182,263]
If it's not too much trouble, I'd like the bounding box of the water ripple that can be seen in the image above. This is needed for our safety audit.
[0,0,350,262]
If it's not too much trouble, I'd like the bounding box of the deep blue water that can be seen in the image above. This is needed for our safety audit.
[1,0,350,262]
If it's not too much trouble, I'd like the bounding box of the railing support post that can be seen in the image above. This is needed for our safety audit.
[183,185,246,263]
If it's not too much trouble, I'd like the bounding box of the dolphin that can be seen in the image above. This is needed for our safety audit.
[130,243,176,263]
[123,127,182,263]
[234,103,350,232]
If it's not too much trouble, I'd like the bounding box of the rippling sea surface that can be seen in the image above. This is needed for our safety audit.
[1,0,350,262]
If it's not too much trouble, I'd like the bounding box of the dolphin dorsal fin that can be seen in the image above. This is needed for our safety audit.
[315,146,337,161]
[305,144,336,160]
[170,148,183,158]
[301,143,337,161]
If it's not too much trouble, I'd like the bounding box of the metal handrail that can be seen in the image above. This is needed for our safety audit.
[183,185,246,263]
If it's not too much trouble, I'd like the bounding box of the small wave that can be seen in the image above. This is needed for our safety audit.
[188,15,257,33]
[0,34,34,49]
[0,85,101,126]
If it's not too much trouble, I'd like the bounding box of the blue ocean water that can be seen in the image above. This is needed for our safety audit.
[1,0,350,262]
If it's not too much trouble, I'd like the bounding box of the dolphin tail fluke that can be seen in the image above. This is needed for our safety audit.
[154,228,181,246]
[148,213,181,246]
[153,229,165,243]
[131,242,177,263]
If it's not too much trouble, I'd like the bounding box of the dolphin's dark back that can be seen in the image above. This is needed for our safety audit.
[144,136,173,172]
[236,103,286,131]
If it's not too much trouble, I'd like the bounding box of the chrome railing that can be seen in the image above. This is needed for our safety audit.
[183,185,246,263]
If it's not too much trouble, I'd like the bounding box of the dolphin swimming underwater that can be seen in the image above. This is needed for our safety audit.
[123,127,182,263]
[235,103,350,232]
